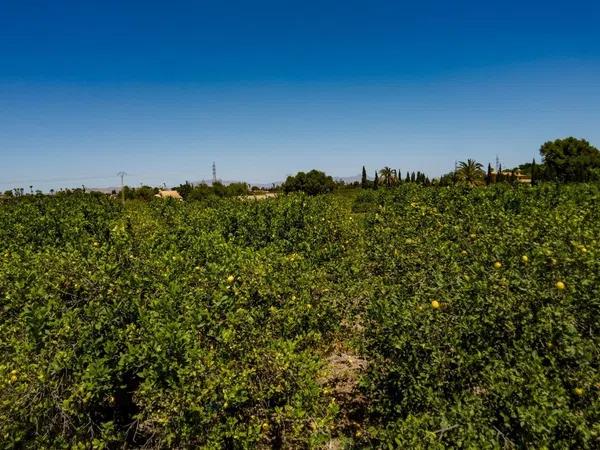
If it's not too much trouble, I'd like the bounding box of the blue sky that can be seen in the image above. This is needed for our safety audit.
[1,0,599,191]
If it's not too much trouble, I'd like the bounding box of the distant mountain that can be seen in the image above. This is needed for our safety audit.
[334,174,362,184]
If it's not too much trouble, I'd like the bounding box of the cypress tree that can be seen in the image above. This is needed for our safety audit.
[361,166,368,188]
[405,172,410,183]
[531,158,537,185]
[486,163,493,185]
[497,164,503,183]
[397,169,402,183]
[373,171,379,190]
[411,171,416,183]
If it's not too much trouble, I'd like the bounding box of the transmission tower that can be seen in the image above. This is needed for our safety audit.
[117,171,127,205]
[212,162,217,184]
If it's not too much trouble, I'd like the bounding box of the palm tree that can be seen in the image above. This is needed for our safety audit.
[379,167,395,187]
[456,159,485,186]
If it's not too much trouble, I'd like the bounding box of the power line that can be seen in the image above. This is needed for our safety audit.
[0,168,217,190]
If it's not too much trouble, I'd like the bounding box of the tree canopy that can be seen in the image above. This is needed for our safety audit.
[540,137,600,182]
[456,159,485,186]
[281,170,336,195]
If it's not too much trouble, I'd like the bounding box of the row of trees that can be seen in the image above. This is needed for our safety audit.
[502,137,600,184]
[3,187,90,197]
[266,136,600,196]
[439,137,600,187]
[361,166,432,189]
[3,138,597,200]
[174,181,250,201]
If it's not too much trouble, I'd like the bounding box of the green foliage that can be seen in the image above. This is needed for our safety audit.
[361,166,369,189]
[282,170,336,196]
[351,189,382,213]
[174,182,250,201]
[0,193,354,448]
[456,159,485,186]
[1,184,599,448]
[540,137,600,182]
[360,183,600,448]
[122,185,159,201]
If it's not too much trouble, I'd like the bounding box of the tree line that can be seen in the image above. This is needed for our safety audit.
[280,137,600,195]
[3,137,598,199]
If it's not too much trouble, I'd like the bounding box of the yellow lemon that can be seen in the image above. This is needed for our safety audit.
[521,255,529,263]
[494,261,502,269]
[555,281,565,290]
[431,300,440,309]
[574,387,584,397]
[227,275,235,284]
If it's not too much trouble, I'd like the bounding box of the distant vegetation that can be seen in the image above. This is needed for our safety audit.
[174,181,250,201]
[2,137,598,199]
[281,170,337,196]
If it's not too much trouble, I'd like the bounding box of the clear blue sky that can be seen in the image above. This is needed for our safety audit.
[1,0,599,191]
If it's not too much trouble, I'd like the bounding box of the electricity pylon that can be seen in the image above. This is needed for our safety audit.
[117,171,127,205]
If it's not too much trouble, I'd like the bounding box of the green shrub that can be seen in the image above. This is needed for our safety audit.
[1,184,598,448]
